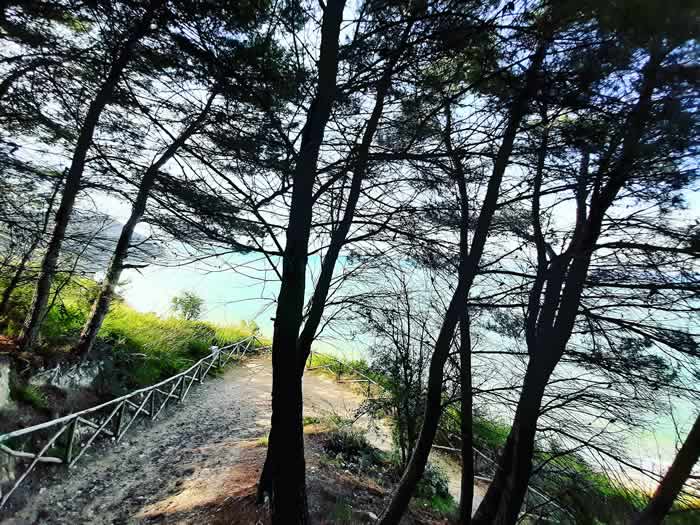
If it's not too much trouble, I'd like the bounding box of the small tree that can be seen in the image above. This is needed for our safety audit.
[361,268,432,468]
[170,291,203,321]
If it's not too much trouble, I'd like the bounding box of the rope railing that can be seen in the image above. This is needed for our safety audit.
[0,335,266,510]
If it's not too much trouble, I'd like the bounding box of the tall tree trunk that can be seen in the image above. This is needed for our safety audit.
[377,41,548,525]
[258,10,406,505]
[73,91,216,357]
[262,2,345,522]
[294,20,412,370]
[472,51,663,525]
[17,2,160,351]
[472,360,553,525]
[458,310,474,524]
[634,414,700,525]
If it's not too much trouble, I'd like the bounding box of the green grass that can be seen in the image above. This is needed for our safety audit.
[303,416,321,426]
[10,383,48,411]
[306,352,382,384]
[97,303,265,390]
[415,494,457,515]
[439,406,511,451]
[1,273,267,393]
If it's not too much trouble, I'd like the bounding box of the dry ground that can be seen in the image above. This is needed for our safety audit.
[1,354,474,524]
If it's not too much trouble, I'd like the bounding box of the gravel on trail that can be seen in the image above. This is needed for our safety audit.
[2,354,472,524]
[2,355,358,524]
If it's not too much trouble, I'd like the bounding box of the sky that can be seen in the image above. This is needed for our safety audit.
[97,180,699,473]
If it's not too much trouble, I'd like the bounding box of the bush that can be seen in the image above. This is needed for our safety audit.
[415,462,451,500]
[323,427,385,468]
[324,427,373,458]
[472,415,510,450]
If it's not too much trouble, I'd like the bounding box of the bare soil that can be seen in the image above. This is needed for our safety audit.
[1,354,467,524]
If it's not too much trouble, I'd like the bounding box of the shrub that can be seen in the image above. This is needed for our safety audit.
[303,416,321,426]
[323,427,385,469]
[415,462,451,500]
[472,415,510,450]
[324,427,373,458]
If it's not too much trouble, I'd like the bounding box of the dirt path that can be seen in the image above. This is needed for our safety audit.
[2,354,475,524]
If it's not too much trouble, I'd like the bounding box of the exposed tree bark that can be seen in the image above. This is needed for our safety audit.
[634,414,700,525]
[445,99,474,523]
[472,50,663,525]
[377,40,549,525]
[458,310,474,523]
[73,90,217,358]
[17,1,161,351]
[262,1,346,522]
[257,18,411,504]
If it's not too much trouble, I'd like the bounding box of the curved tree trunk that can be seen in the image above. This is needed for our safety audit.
[377,41,548,525]
[634,414,700,525]
[0,177,62,318]
[74,91,216,358]
[0,244,37,317]
[471,361,552,525]
[17,0,161,351]
[472,51,663,525]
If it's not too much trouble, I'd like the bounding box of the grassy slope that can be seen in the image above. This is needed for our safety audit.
[1,274,267,393]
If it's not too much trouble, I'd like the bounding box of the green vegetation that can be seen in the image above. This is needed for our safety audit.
[170,291,204,321]
[9,383,48,411]
[324,427,381,463]
[1,273,98,344]
[534,449,700,524]
[306,352,380,383]
[320,422,456,517]
[414,462,455,514]
[439,406,511,451]
[99,302,262,391]
[1,274,267,395]
[303,416,321,426]
[472,415,510,450]
[329,497,353,523]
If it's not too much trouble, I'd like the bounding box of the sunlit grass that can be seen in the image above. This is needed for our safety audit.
[1,272,265,392]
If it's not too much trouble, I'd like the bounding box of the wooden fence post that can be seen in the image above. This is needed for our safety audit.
[114,401,127,437]
[179,376,186,402]
[64,419,78,465]
[150,391,157,420]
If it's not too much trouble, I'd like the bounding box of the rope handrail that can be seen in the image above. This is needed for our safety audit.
[0,335,267,510]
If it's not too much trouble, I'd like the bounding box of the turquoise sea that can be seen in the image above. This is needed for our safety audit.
[120,255,696,481]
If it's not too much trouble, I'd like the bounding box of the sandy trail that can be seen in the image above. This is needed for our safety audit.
[2,354,476,524]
